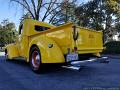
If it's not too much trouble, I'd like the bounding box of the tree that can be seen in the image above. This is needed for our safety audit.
[10,0,62,22]
[51,0,120,42]
[0,19,17,47]
[75,0,120,42]
[50,0,77,25]
[10,0,120,42]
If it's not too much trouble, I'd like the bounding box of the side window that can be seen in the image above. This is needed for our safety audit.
[35,25,50,31]
[19,24,23,35]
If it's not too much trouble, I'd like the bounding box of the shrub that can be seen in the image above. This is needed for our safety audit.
[103,41,120,54]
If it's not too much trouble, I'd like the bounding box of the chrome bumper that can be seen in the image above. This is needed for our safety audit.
[70,57,109,66]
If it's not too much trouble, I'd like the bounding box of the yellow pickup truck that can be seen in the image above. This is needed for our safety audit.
[5,19,108,73]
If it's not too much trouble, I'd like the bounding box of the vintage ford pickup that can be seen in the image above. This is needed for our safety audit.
[5,19,108,73]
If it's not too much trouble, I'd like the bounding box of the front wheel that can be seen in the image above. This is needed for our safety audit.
[29,46,42,73]
[5,49,9,61]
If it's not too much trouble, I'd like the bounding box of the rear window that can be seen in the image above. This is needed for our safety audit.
[35,25,50,31]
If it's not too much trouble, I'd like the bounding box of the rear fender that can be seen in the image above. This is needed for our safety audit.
[28,35,65,63]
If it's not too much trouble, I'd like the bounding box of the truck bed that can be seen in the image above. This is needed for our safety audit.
[45,23,103,55]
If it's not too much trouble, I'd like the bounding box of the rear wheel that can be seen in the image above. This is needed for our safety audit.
[30,46,42,73]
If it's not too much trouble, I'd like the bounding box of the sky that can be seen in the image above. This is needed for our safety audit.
[0,0,22,28]
[0,0,89,29]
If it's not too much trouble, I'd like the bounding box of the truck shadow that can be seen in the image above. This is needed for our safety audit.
[40,64,97,76]
[3,56,98,76]
[6,59,29,67]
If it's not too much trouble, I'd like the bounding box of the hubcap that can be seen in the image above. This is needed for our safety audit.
[31,50,40,70]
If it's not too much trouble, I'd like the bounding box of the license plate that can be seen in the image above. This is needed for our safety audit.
[66,53,78,62]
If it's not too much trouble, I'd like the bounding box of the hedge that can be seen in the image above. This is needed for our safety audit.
[103,41,120,54]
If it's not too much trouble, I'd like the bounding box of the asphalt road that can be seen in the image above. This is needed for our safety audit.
[0,56,120,90]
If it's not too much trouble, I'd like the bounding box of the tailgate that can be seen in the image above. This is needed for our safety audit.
[76,27,103,54]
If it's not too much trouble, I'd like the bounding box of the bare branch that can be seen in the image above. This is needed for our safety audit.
[23,0,30,9]
[10,0,64,21]
[36,0,43,20]
[42,0,53,21]
[44,2,63,20]
[49,6,66,23]
[10,0,35,19]
[49,11,59,23]
[37,0,43,12]
[41,2,61,8]
[42,0,58,21]
[31,0,37,19]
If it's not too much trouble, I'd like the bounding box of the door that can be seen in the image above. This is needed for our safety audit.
[17,24,28,58]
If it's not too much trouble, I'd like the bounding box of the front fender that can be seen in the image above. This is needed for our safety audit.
[5,44,19,59]
[28,35,65,63]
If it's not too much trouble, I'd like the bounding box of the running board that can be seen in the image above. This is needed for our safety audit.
[70,57,109,66]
